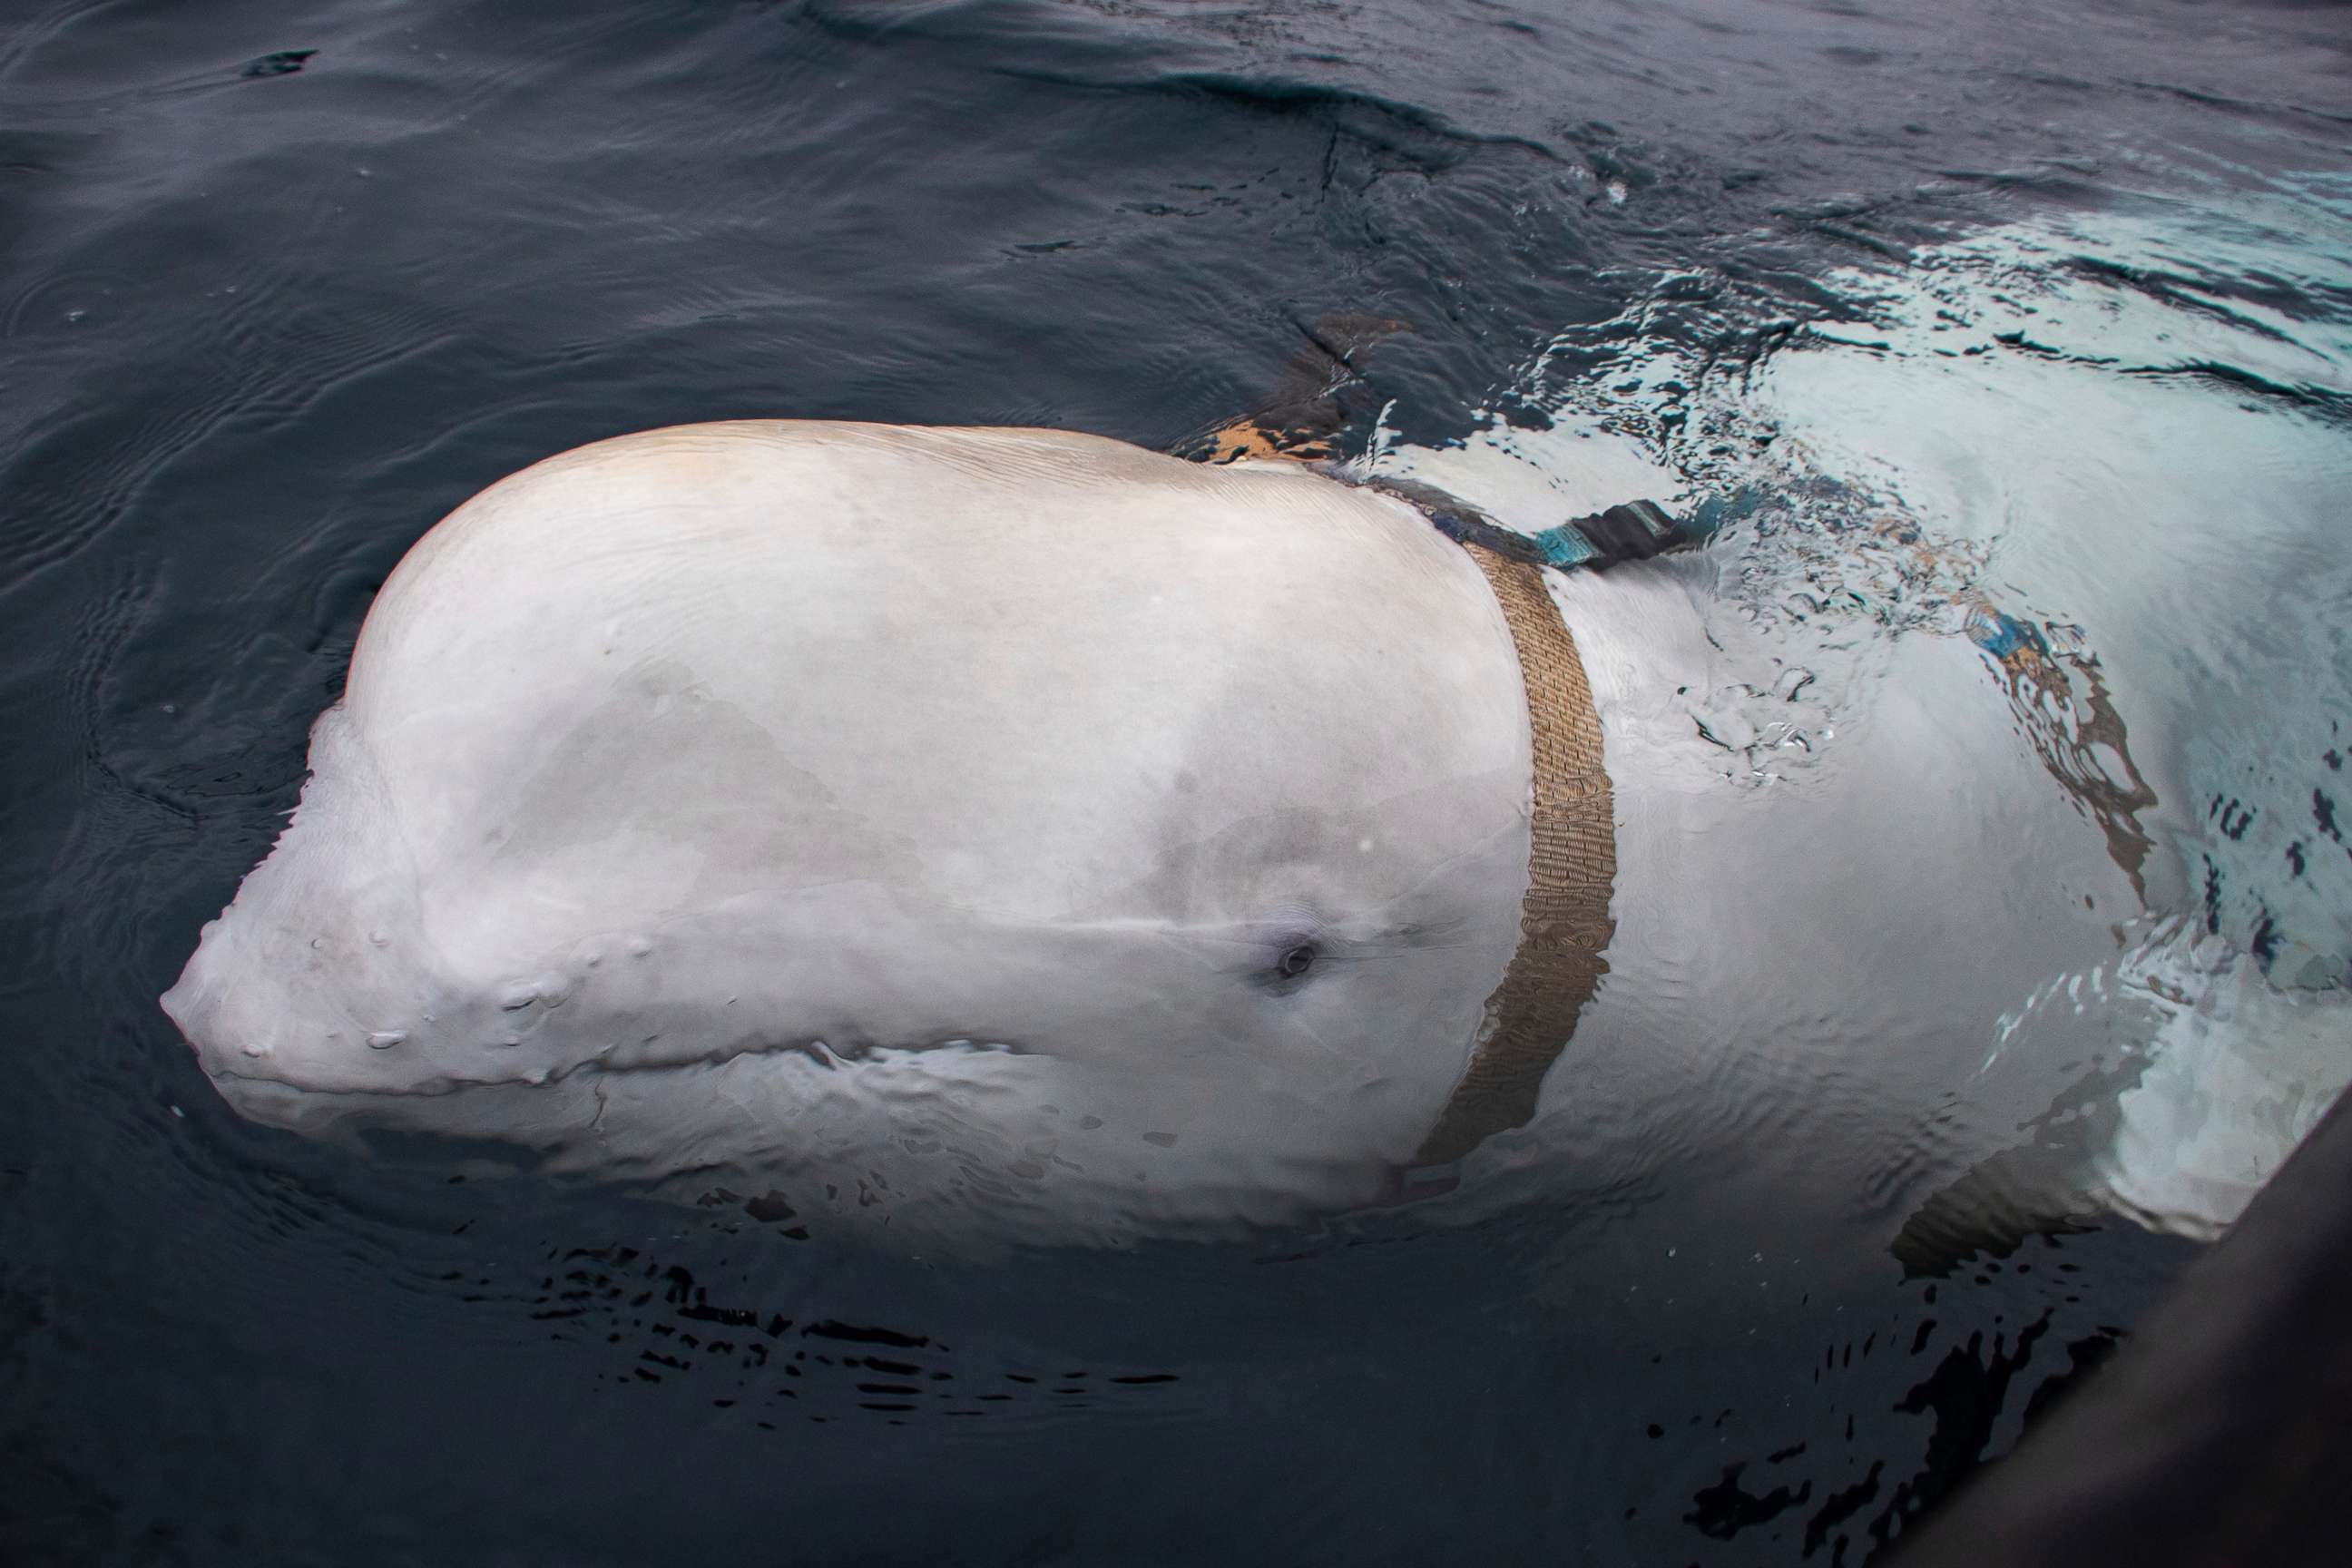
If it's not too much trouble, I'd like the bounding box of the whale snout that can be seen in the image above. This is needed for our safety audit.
[163,913,403,1096]
[164,907,576,1103]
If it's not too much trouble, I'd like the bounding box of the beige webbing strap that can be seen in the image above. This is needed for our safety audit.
[1415,543,1618,1166]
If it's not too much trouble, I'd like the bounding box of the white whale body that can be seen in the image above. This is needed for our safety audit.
[167,394,2347,1252]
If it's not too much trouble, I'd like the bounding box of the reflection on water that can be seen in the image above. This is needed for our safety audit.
[1975,612,2160,899]
[4,0,2350,1563]
[500,1241,1189,1424]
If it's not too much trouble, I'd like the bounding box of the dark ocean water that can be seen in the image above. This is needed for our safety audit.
[5,2,2350,1563]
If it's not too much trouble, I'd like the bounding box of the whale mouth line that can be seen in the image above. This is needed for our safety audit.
[205,1034,1038,1101]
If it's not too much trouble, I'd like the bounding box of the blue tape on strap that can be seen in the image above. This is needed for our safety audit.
[1527,526,1599,568]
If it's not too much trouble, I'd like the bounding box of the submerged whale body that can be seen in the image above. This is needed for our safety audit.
[164,422,1545,1243]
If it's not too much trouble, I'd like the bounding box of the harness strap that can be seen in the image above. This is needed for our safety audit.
[1200,438,1687,1166]
[1365,474,1700,576]
[1414,540,1619,1166]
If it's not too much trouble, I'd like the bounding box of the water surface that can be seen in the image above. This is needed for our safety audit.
[5,1,2350,1563]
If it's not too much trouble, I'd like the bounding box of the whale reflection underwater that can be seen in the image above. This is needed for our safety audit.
[164,211,2352,1253]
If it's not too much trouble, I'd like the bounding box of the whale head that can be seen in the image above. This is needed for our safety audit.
[164,423,1553,1240]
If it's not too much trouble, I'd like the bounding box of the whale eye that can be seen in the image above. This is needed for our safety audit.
[1276,943,1318,980]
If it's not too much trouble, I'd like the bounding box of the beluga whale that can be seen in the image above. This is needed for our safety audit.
[164,336,2346,1255]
